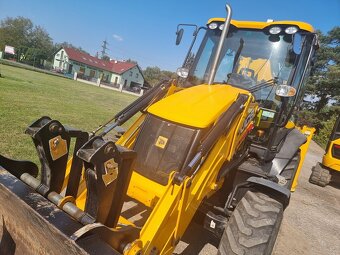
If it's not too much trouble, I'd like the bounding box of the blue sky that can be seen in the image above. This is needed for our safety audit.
[0,0,339,71]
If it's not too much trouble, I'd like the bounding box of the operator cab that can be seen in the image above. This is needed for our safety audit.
[177,19,317,160]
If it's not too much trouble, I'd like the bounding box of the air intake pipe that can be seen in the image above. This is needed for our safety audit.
[207,3,232,85]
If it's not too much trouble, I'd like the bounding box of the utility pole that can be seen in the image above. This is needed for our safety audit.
[101,39,109,59]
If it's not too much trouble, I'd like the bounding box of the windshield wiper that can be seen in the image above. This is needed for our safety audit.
[248,77,278,93]
[212,77,278,87]
[211,77,278,92]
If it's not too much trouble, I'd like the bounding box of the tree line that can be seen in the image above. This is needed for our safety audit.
[0,17,89,67]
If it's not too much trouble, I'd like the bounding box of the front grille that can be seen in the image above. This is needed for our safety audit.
[133,114,201,185]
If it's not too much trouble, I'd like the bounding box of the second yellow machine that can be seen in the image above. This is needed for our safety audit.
[0,3,318,255]
[310,116,340,187]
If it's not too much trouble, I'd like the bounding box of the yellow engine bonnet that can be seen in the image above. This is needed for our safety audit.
[147,84,248,128]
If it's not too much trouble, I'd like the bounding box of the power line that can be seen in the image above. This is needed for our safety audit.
[101,39,109,58]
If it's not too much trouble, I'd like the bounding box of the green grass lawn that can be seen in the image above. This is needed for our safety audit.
[0,64,137,163]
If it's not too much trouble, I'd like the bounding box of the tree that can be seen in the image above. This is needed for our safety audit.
[297,26,340,147]
[306,27,340,112]
[0,17,54,67]
[54,41,89,55]
[26,26,53,65]
[0,17,33,51]
[143,66,162,86]
[143,66,176,87]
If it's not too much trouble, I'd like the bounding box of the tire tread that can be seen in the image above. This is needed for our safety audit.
[218,191,283,255]
[309,163,331,187]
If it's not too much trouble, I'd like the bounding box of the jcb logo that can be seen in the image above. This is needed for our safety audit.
[155,136,168,149]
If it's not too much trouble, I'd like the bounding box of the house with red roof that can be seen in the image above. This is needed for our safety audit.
[52,47,144,93]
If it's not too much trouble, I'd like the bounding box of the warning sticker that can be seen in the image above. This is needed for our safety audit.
[155,136,168,149]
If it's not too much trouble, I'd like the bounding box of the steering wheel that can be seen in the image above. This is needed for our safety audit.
[227,72,256,87]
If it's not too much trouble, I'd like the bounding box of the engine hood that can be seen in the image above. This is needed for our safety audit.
[147,84,248,128]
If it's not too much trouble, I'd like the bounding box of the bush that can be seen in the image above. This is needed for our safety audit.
[314,115,337,148]
[296,109,338,149]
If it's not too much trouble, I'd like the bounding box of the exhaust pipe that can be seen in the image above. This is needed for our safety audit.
[207,3,232,85]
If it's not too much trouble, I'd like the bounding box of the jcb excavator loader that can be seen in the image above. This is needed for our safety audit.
[0,3,318,255]
[309,115,340,187]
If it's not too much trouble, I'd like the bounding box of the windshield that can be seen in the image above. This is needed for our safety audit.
[187,25,299,90]
[186,25,304,111]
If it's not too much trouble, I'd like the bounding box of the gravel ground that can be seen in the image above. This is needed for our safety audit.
[174,140,340,255]
[274,140,340,255]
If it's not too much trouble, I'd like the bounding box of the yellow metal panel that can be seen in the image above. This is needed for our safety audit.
[323,154,340,171]
[291,126,316,191]
[127,171,167,208]
[147,84,248,128]
[285,120,295,129]
[75,187,87,210]
[61,158,73,191]
[323,138,340,171]
[207,18,314,32]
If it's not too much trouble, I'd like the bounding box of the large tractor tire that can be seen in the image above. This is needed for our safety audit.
[218,191,283,255]
[309,162,331,187]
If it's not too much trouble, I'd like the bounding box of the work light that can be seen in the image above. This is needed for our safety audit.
[208,22,218,29]
[269,26,282,34]
[285,26,298,34]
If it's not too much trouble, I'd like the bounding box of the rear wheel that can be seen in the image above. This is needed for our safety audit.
[309,162,331,187]
[218,191,283,255]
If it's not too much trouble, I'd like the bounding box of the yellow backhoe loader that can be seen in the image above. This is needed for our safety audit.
[0,3,318,255]
[309,115,340,187]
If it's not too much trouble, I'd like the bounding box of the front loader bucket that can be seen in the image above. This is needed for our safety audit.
[0,116,140,254]
[0,166,121,255]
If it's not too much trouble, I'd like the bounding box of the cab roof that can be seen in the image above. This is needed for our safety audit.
[207,18,314,33]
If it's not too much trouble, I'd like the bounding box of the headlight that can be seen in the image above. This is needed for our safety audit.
[275,85,296,97]
[219,24,224,30]
[208,22,218,29]
[176,67,189,78]
[285,26,298,34]
[269,26,282,35]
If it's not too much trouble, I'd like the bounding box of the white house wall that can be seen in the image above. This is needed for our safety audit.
[53,49,69,71]
[110,73,122,85]
[53,48,144,88]
[120,66,144,88]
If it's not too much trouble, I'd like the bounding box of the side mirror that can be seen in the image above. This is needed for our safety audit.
[275,85,296,97]
[176,28,184,45]
[293,33,302,54]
